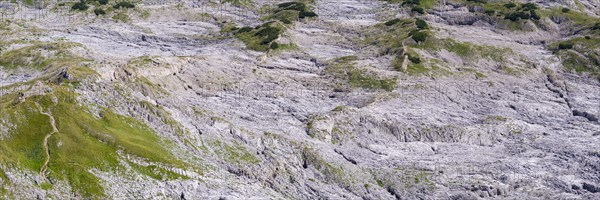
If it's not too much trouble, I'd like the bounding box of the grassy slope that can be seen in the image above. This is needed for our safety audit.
[0,86,187,198]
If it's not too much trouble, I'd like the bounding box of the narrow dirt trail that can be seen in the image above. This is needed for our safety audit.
[35,102,58,182]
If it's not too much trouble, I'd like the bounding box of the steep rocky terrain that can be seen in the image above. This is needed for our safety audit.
[1,0,599,199]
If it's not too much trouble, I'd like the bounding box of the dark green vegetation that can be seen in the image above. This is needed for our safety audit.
[113,1,135,9]
[558,42,573,50]
[384,18,401,26]
[94,8,106,15]
[234,22,285,52]
[415,18,428,29]
[550,36,600,78]
[410,30,428,43]
[0,86,190,198]
[71,0,89,11]
[411,6,424,14]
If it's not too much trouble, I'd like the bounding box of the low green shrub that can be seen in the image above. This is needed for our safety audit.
[385,18,401,26]
[94,8,106,15]
[98,0,109,5]
[237,26,253,33]
[71,0,88,11]
[270,42,279,49]
[402,0,420,6]
[299,11,317,18]
[408,54,421,63]
[255,26,280,44]
[410,30,428,43]
[411,6,424,14]
[113,1,135,9]
[521,3,537,11]
[505,12,530,21]
[277,2,306,11]
[530,10,540,20]
[415,18,428,29]
[558,42,573,50]
[504,3,516,9]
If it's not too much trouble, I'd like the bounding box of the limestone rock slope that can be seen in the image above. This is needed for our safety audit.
[0,0,599,199]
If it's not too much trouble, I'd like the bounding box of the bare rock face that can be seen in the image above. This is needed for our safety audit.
[0,0,599,199]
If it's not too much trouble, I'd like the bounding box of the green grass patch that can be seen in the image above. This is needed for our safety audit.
[405,63,429,75]
[0,165,9,187]
[348,69,397,91]
[41,182,53,190]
